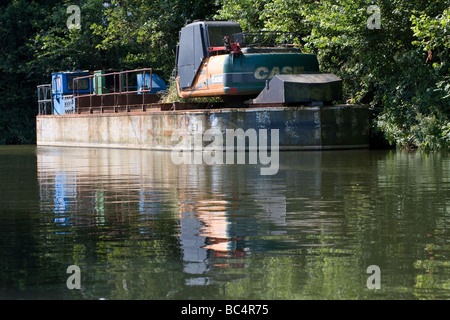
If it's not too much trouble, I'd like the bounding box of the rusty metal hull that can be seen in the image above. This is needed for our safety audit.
[36,105,370,150]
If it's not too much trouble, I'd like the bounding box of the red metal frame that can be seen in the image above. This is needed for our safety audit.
[208,36,242,56]
[72,68,154,112]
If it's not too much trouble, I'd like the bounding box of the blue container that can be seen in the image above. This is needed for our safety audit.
[52,70,91,95]
[136,73,167,94]
[52,70,92,115]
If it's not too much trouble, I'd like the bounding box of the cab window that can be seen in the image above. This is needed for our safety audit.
[67,76,90,91]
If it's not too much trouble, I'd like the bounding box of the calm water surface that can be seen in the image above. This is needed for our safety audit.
[0,145,449,300]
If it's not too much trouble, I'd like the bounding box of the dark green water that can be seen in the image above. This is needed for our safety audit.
[0,145,449,300]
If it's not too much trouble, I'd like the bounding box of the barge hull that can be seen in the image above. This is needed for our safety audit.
[36,105,369,150]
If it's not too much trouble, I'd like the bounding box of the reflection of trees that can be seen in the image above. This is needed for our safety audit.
[370,151,449,299]
[0,146,66,299]
[325,150,449,299]
[24,147,450,299]
[414,217,450,299]
[221,150,450,299]
[35,147,184,299]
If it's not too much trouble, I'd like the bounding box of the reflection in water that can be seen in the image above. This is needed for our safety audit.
[35,147,330,293]
[53,172,76,230]
[0,146,448,299]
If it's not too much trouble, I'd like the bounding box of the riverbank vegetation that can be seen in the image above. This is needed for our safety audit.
[0,0,448,149]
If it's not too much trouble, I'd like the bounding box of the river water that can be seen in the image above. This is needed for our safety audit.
[0,145,449,300]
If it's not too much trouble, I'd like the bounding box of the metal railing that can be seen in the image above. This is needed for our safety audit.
[37,84,53,115]
[72,68,156,113]
[233,31,301,48]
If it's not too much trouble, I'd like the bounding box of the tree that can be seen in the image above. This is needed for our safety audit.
[0,0,219,144]
[0,0,54,144]
[1,0,448,149]
[216,0,450,150]
[28,0,118,77]
[91,0,219,79]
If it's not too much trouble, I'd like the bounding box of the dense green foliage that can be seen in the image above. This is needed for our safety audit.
[0,0,218,144]
[217,0,449,150]
[0,0,448,149]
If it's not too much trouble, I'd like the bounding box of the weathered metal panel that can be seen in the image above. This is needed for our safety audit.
[177,22,208,89]
[252,74,342,104]
[221,53,320,96]
[320,105,370,147]
[36,105,369,151]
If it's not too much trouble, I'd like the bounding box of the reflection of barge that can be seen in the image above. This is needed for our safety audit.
[36,20,369,151]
